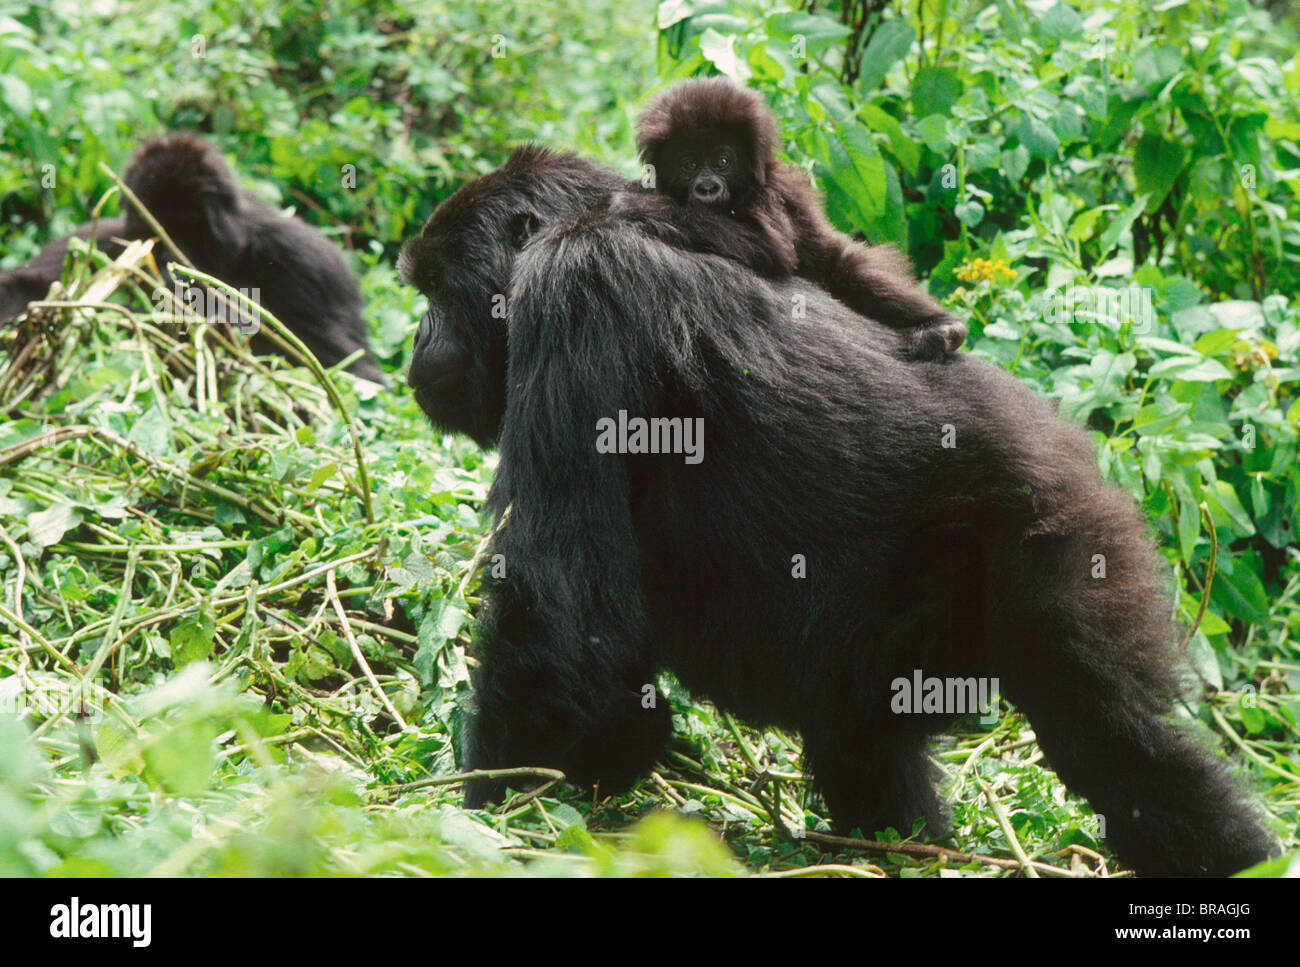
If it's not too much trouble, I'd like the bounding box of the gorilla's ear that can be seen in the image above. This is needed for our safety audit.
[509,211,541,247]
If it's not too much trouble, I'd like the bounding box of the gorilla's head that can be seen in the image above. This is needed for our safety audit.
[637,77,777,210]
[399,146,626,446]
[123,133,246,276]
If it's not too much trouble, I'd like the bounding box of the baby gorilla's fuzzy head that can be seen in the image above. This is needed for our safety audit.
[637,77,779,211]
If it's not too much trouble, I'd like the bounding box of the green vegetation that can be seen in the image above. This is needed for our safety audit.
[1,0,1297,876]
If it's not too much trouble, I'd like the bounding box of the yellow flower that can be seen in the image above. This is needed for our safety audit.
[955,256,1018,285]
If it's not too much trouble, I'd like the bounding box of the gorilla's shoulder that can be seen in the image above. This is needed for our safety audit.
[529,206,662,261]
[515,205,771,305]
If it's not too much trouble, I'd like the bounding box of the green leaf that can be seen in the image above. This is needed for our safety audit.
[1234,854,1300,878]
[1049,103,1083,143]
[414,599,469,686]
[1240,702,1266,735]
[1190,328,1243,355]
[746,42,785,82]
[1211,552,1270,624]
[1149,357,1232,381]
[915,114,951,153]
[306,462,337,492]
[549,803,588,830]
[126,404,172,456]
[699,29,746,80]
[142,720,218,797]
[319,628,353,668]
[657,0,692,30]
[859,103,920,176]
[856,20,915,92]
[1133,45,1185,90]
[912,66,963,117]
[765,12,852,52]
[1093,97,1140,151]
[0,75,32,116]
[821,123,888,228]
[954,199,985,227]
[1016,114,1060,159]
[27,503,83,550]
[1131,400,1191,436]
[1177,496,1200,563]
[1184,633,1222,690]
[1097,195,1148,259]
[171,605,217,666]
[1000,144,1030,181]
[97,722,145,777]
[1204,480,1255,536]
[1068,207,1106,242]
[1133,133,1188,211]
[1040,3,1083,39]
[966,138,1000,171]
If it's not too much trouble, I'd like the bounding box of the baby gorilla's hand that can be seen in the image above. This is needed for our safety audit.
[904,316,967,362]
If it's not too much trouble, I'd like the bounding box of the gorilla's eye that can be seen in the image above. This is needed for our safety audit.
[508,211,541,247]
[714,153,730,170]
[680,156,698,173]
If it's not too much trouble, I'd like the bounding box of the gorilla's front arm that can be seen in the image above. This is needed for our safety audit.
[460,215,683,805]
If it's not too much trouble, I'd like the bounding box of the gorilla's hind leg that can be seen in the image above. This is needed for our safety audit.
[999,503,1276,875]
[803,727,946,839]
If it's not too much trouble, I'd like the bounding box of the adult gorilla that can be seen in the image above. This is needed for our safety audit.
[400,146,1276,876]
[0,134,386,384]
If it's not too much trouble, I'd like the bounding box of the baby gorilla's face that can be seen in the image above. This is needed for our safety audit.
[661,137,751,208]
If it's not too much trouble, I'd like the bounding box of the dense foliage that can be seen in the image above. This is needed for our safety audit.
[0,0,1296,876]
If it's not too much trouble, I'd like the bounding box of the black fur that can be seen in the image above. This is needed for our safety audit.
[400,147,1277,876]
[1,133,385,383]
[0,218,127,324]
[636,77,966,362]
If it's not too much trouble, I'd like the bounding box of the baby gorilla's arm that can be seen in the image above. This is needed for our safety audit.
[820,240,967,362]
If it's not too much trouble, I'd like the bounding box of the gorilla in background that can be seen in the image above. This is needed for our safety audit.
[0,218,127,325]
[400,146,1277,876]
[0,133,387,384]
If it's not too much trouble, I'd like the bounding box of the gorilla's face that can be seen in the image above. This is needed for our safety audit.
[400,168,533,446]
[400,147,627,446]
[658,135,753,209]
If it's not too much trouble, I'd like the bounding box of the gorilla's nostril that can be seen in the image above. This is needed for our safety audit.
[414,311,437,350]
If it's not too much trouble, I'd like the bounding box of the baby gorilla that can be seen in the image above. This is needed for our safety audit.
[0,133,386,383]
[634,77,965,362]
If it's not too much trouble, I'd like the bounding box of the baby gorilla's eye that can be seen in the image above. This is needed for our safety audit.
[681,156,698,172]
[713,153,731,170]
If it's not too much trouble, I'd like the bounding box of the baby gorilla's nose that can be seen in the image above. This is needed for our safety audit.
[691,176,725,204]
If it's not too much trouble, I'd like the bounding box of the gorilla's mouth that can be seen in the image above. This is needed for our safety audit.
[685,193,727,208]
